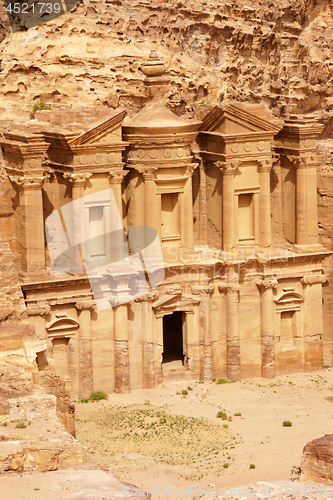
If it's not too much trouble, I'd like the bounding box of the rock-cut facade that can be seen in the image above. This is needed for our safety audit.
[0,53,329,396]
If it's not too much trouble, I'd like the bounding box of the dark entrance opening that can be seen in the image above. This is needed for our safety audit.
[162,311,184,365]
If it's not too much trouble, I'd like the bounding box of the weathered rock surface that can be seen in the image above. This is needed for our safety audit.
[0,0,332,130]
[0,238,82,471]
[301,434,333,483]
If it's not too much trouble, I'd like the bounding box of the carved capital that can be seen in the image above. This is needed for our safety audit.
[257,159,273,172]
[218,282,240,294]
[135,166,157,180]
[301,274,327,286]
[108,169,129,184]
[9,175,46,189]
[191,284,214,296]
[75,300,96,311]
[26,304,51,316]
[256,279,278,290]
[185,163,199,177]
[214,161,240,174]
[63,172,92,185]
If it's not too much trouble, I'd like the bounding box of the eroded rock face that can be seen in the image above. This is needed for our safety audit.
[0,0,332,131]
[301,434,333,483]
[0,238,82,472]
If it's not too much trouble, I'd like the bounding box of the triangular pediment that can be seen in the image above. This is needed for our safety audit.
[200,103,283,135]
[69,108,126,147]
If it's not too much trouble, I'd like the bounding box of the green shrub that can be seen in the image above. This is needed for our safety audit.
[283,420,292,427]
[89,390,108,401]
[223,424,228,429]
[223,462,229,468]
[15,421,26,429]
[216,378,228,384]
[228,416,233,422]
[234,412,241,416]
[30,98,52,119]
[80,398,89,403]
[182,389,188,396]
[1,422,7,426]
[249,463,255,469]
[187,386,193,391]
[217,411,228,420]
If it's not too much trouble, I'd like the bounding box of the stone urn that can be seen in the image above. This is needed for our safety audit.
[141,50,166,77]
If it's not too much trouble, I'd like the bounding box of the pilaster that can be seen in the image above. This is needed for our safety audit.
[256,278,278,378]
[218,280,241,381]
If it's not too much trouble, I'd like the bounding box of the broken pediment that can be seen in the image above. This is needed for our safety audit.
[46,315,79,337]
[275,291,303,312]
[153,293,200,317]
[69,109,127,147]
[200,103,283,136]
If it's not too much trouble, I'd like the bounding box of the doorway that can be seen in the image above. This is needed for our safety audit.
[162,311,184,366]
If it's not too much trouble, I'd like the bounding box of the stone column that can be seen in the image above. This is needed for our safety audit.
[295,158,308,245]
[256,279,278,378]
[75,300,95,398]
[140,168,157,231]
[109,169,128,221]
[11,176,46,274]
[192,285,214,381]
[219,281,241,381]
[199,163,208,246]
[258,160,272,247]
[216,162,237,250]
[301,274,327,370]
[181,165,196,249]
[113,276,131,393]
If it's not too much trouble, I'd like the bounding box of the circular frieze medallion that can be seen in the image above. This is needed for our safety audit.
[176,147,184,158]
[79,155,88,165]
[137,149,145,159]
[231,143,239,153]
[108,153,117,163]
[257,141,266,151]
[94,153,103,164]
[150,149,159,159]
[164,148,172,158]
[244,142,253,152]
[304,139,312,148]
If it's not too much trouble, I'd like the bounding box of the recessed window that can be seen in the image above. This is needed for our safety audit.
[161,193,179,238]
[238,193,254,241]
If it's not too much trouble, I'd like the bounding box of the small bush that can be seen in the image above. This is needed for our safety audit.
[144,399,150,405]
[223,424,228,429]
[89,390,108,401]
[216,378,228,384]
[80,398,89,403]
[249,463,255,469]
[16,421,26,429]
[283,420,292,427]
[187,386,193,391]
[228,416,233,422]
[223,462,229,468]
[182,389,188,396]
[217,411,228,420]
[30,98,52,119]
[1,422,7,427]
[212,378,216,382]
[324,365,330,369]
[234,412,242,416]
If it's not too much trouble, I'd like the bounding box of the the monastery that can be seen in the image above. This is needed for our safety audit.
[0,51,329,397]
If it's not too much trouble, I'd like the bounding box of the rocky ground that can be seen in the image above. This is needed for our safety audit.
[1,369,333,499]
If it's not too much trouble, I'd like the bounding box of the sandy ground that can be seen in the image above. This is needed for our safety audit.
[1,369,333,499]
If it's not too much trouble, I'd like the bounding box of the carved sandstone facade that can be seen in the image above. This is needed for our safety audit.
[0,54,328,396]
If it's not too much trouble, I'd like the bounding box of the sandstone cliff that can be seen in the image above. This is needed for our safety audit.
[0,0,331,129]
[0,238,82,472]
